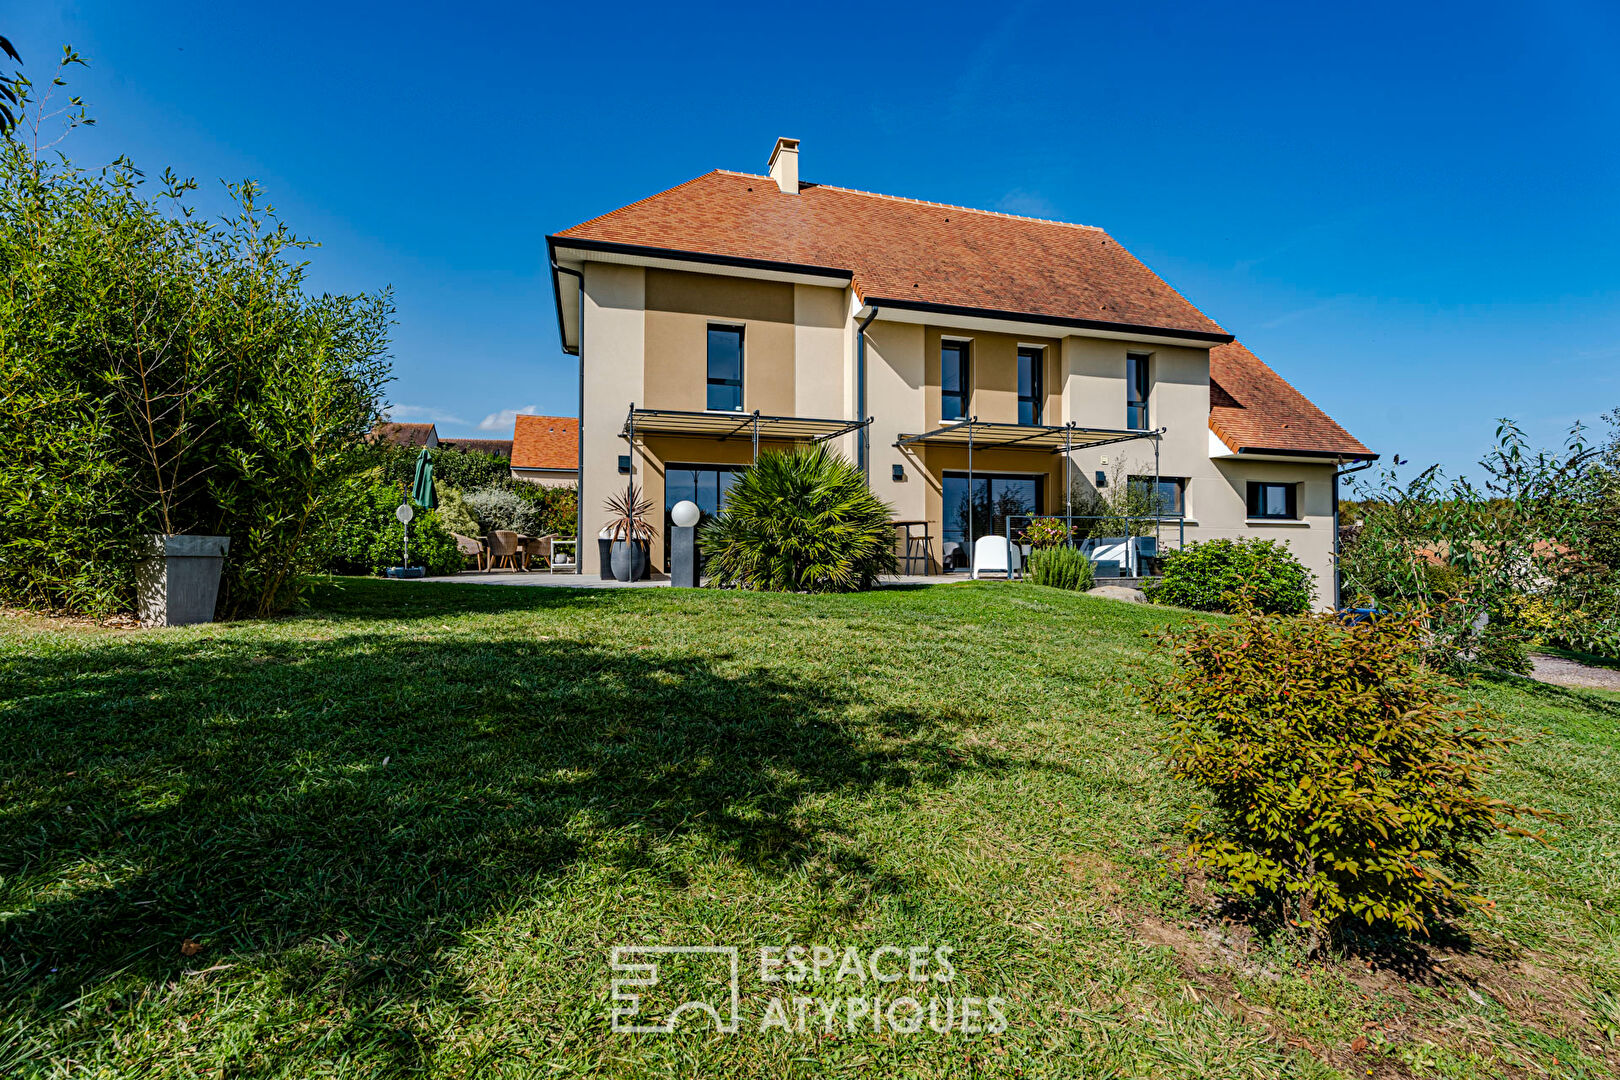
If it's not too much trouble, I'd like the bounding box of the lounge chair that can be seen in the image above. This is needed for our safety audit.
[970,535,1022,580]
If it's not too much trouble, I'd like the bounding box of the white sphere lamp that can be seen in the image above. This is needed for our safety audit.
[671,500,701,528]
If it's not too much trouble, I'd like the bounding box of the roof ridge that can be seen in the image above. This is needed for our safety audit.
[714,169,1105,232]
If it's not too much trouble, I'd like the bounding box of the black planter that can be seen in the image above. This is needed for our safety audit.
[598,537,614,580]
[610,539,650,582]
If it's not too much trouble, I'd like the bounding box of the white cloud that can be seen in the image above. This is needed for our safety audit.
[383,404,469,426]
[479,405,537,433]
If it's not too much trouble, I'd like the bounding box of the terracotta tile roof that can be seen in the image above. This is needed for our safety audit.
[370,421,437,447]
[511,415,578,471]
[553,171,1228,340]
[1209,342,1373,459]
[439,437,513,459]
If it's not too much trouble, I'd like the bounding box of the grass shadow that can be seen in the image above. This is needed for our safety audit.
[0,612,970,1071]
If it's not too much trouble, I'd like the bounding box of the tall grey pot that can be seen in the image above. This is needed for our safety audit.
[137,534,230,626]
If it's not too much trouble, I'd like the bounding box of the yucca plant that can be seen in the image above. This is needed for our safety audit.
[699,445,897,592]
[602,485,655,543]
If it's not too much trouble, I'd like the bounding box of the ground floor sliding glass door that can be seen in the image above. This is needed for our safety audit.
[662,463,746,570]
[941,472,1044,571]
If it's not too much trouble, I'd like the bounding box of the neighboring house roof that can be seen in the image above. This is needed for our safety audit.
[371,421,437,447]
[512,415,579,471]
[551,170,1230,342]
[439,437,514,459]
[1209,342,1373,459]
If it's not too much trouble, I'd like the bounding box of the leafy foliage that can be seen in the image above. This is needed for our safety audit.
[700,445,897,592]
[1028,545,1094,591]
[1021,517,1072,550]
[1149,538,1313,615]
[1342,418,1617,667]
[318,481,461,577]
[432,484,480,538]
[0,58,391,618]
[1148,610,1548,953]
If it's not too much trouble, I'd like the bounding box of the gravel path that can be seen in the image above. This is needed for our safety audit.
[1529,653,1620,691]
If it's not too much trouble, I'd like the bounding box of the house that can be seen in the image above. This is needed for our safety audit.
[370,421,439,448]
[546,138,1373,606]
[511,415,580,487]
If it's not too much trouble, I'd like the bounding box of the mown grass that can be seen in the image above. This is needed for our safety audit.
[0,579,1616,1078]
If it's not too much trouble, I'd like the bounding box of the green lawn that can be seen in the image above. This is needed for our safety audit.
[1,580,1617,1079]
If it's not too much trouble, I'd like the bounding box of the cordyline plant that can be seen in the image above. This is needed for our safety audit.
[1341,419,1615,670]
[1146,609,1550,956]
[700,444,897,592]
[0,51,392,618]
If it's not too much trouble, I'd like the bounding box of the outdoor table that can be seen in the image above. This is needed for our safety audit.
[891,519,934,575]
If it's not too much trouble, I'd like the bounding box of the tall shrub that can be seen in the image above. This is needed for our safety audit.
[700,445,896,592]
[1147,610,1548,954]
[0,58,391,617]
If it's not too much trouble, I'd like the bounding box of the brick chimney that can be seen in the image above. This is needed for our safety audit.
[768,137,799,194]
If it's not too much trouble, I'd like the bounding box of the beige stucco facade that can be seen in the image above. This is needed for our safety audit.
[571,260,1347,609]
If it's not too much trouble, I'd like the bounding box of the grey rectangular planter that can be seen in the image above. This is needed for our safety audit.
[137,534,230,627]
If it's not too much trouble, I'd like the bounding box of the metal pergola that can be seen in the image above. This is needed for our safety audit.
[619,406,872,498]
[894,418,1166,556]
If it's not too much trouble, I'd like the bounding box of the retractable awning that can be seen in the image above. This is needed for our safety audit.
[620,407,871,461]
[895,418,1160,453]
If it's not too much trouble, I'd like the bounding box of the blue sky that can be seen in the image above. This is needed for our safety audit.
[11,1,1619,478]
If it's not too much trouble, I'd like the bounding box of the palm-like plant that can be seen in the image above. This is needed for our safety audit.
[700,445,897,592]
[602,485,655,542]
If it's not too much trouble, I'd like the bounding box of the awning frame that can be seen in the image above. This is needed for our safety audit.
[619,406,872,480]
[894,418,1166,557]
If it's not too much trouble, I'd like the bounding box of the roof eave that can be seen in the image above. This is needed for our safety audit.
[860,295,1233,346]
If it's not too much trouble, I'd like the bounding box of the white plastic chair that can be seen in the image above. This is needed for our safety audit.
[970,535,1022,580]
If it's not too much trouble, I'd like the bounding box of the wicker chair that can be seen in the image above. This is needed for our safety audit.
[486,530,521,572]
[452,533,485,571]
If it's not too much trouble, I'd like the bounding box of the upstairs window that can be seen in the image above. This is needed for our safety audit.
[1126,353,1151,430]
[1129,476,1186,518]
[1017,346,1043,425]
[1247,481,1299,520]
[706,325,744,412]
[941,340,970,421]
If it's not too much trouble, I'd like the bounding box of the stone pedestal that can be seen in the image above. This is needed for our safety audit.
[671,525,698,587]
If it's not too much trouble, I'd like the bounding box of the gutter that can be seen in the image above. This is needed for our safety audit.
[1332,457,1377,609]
[856,306,879,478]
[863,295,1234,346]
[550,253,587,573]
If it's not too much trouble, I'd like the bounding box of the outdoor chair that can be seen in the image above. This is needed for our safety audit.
[452,533,484,571]
[970,535,1022,580]
[525,533,564,570]
[486,530,521,572]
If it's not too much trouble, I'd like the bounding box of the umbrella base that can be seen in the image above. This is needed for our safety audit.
[383,566,427,579]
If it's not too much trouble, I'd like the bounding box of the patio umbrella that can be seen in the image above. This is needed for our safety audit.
[410,447,437,509]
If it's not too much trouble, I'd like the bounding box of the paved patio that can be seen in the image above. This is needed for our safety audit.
[402,571,963,589]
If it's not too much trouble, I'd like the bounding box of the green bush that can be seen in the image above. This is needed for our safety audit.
[433,484,481,538]
[1028,546,1094,591]
[511,482,578,537]
[1149,538,1313,614]
[1147,610,1547,953]
[0,62,390,619]
[319,481,461,577]
[700,444,896,592]
[379,445,509,493]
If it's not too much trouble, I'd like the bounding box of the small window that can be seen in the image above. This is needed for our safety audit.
[941,340,970,421]
[1017,346,1043,425]
[1247,481,1299,520]
[1129,475,1186,518]
[1126,353,1151,430]
[707,325,744,412]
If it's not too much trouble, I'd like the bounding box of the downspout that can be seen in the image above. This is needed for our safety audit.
[1332,458,1376,608]
[552,257,586,574]
[855,306,879,480]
